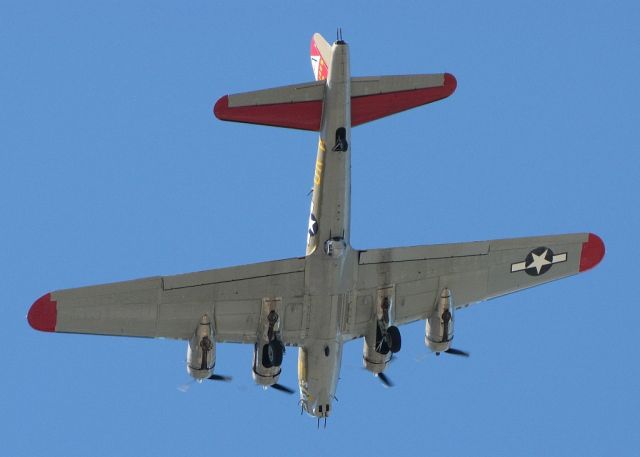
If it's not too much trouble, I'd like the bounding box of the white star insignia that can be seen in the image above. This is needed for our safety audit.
[526,249,551,274]
[511,248,568,275]
[308,214,318,236]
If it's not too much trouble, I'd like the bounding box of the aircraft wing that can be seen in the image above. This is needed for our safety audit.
[352,233,604,332]
[28,257,308,345]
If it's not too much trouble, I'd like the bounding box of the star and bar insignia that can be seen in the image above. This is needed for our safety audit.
[308,213,318,237]
[511,247,567,276]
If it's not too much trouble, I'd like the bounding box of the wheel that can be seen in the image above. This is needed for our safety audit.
[270,340,284,367]
[262,340,284,368]
[387,325,401,353]
[261,343,273,368]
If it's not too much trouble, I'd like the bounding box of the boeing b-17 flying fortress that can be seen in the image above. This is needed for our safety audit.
[28,32,604,425]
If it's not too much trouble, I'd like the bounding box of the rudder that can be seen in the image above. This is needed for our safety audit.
[310,33,331,81]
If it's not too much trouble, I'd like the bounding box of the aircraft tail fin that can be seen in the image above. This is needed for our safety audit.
[310,33,331,81]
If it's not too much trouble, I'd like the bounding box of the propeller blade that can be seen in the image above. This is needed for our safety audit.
[271,383,295,394]
[177,380,194,393]
[445,348,470,357]
[207,374,233,382]
[376,372,393,388]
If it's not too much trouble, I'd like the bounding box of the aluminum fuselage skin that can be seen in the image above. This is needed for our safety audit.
[298,41,353,419]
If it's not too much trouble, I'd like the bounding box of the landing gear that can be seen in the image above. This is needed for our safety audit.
[375,324,401,355]
[262,340,284,368]
[387,325,401,353]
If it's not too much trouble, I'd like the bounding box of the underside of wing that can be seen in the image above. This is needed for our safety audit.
[353,233,604,332]
[213,81,325,131]
[28,257,308,345]
[350,73,457,126]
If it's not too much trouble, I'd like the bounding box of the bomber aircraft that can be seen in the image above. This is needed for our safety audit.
[28,33,605,425]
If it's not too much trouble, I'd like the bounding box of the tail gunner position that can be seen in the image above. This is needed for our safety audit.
[28,32,605,425]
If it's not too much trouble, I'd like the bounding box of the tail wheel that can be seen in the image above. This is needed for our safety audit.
[387,325,401,353]
[262,340,284,368]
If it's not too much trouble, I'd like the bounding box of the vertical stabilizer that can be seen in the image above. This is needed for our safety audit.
[310,33,331,81]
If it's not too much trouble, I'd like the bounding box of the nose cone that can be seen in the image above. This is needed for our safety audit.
[27,293,57,332]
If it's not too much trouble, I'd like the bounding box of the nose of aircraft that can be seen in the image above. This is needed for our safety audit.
[27,293,57,332]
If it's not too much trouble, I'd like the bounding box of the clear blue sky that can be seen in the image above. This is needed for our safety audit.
[3,1,639,455]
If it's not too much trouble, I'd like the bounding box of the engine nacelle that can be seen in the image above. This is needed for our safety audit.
[362,334,391,374]
[252,303,286,387]
[425,288,455,353]
[252,342,282,387]
[187,314,216,380]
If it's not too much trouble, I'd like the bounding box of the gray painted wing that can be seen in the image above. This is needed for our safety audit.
[43,257,307,345]
[351,74,447,97]
[353,233,603,332]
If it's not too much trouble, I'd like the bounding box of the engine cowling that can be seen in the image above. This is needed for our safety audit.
[363,342,390,374]
[425,288,455,353]
[252,341,283,386]
[362,328,391,374]
[187,314,216,380]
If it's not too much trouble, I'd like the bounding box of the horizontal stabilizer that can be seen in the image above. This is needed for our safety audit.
[351,73,457,126]
[214,81,325,131]
[213,73,456,131]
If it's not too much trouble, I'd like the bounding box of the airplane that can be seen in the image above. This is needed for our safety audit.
[27,32,605,425]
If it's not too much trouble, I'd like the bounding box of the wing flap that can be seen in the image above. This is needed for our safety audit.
[163,257,305,289]
[359,240,488,264]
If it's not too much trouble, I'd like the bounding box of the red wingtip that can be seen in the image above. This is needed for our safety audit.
[28,293,57,332]
[579,233,605,272]
[213,95,229,120]
[443,73,458,96]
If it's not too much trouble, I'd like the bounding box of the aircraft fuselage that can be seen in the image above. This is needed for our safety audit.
[298,41,353,419]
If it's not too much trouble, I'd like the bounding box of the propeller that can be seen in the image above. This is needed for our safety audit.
[178,373,233,392]
[444,348,470,357]
[177,380,195,392]
[436,348,470,357]
[376,372,393,388]
[207,374,233,382]
[270,383,296,394]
